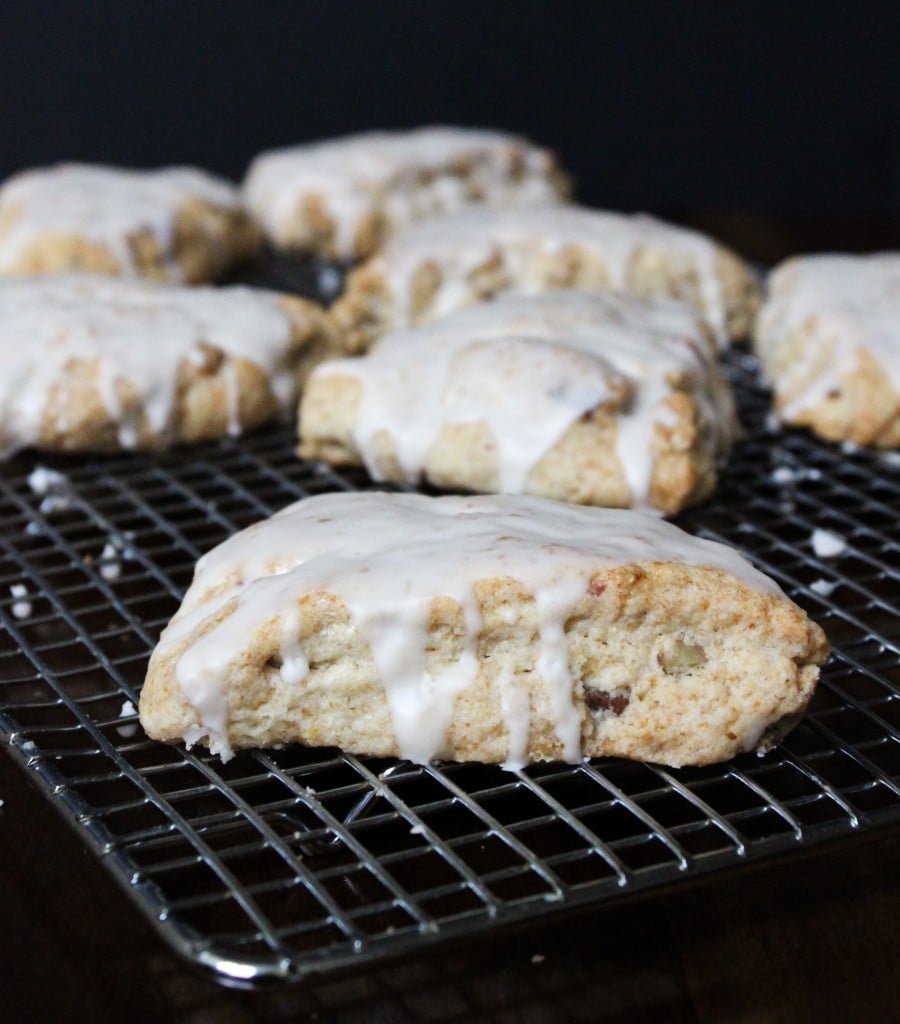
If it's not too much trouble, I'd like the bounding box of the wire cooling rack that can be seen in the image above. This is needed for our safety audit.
[1,338,898,984]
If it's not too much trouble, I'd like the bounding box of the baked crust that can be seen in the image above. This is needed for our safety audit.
[299,293,736,513]
[0,165,260,283]
[331,208,761,352]
[754,255,900,448]
[139,494,828,769]
[242,127,570,259]
[0,279,340,455]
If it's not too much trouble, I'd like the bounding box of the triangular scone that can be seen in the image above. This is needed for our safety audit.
[332,205,761,351]
[0,163,259,283]
[140,492,828,769]
[299,292,738,514]
[0,275,338,457]
[242,126,569,260]
[755,253,900,448]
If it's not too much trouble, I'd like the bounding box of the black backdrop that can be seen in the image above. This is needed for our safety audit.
[1,1,899,219]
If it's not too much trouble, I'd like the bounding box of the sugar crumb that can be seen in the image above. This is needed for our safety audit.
[27,465,68,495]
[771,466,795,484]
[27,466,73,513]
[116,699,138,738]
[810,578,837,597]
[811,528,846,558]
[9,583,32,620]
[100,541,121,581]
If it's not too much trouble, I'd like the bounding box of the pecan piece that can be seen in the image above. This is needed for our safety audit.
[584,687,630,717]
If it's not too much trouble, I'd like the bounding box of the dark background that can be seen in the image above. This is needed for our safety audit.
[2,0,899,232]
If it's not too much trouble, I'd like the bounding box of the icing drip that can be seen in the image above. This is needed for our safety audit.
[278,606,309,686]
[308,292,737,506]
[497,658,531,771]
[370,205,730,343]
[0,163,240,279]
[242,127,562,256]
[756,253,900,417]
[164,492,782,762]
[0,276,295,457]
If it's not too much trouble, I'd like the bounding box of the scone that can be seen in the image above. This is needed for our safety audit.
[139,492,828,769]
[755,253,900,447]
[331,205,761,351]
[0,163,259,283]
[242,126,569,260]
[299,292,738,514]
[0,275,339,456]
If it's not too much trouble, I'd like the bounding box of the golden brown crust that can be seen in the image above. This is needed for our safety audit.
[249,142,572,260]
[139,562,828,768]
[29,296,338,453]
[297,372,717,514]
[330,266,397,353]
[753,254,900,448]
[761,329,900,447]
[332,242,761,353]
[0,196,260,283]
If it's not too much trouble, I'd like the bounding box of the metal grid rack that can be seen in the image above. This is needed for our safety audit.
[1,346,898,985]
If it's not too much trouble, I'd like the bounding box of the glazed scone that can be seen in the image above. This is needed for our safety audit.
[299,292,738,513]
[242,127,569,260]
[0,275,339,456]
[755,254,900,447]
[332,205,761,351]
[139,492,828,769]
[0,163,260,283]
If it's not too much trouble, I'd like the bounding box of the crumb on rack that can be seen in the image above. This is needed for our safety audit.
[810,578,838,597]
[117,699,139,738]
[811,528,846,558]
[27,465,74,513]
[9,583,32,620]
[99,541,121,581]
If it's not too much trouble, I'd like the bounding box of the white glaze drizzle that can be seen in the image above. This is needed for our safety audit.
[161,492,782,761]
[307,292,737,505]
[756,253,900,417]
[0,275,296,456]
[242,127,562,256]
[0,163,241,279]
[496,656,531,771]
[367,204,730,342]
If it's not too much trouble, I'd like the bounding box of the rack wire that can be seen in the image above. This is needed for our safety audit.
[1,314,898,984]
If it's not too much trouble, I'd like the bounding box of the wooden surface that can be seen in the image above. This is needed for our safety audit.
[2,749,898,1024]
